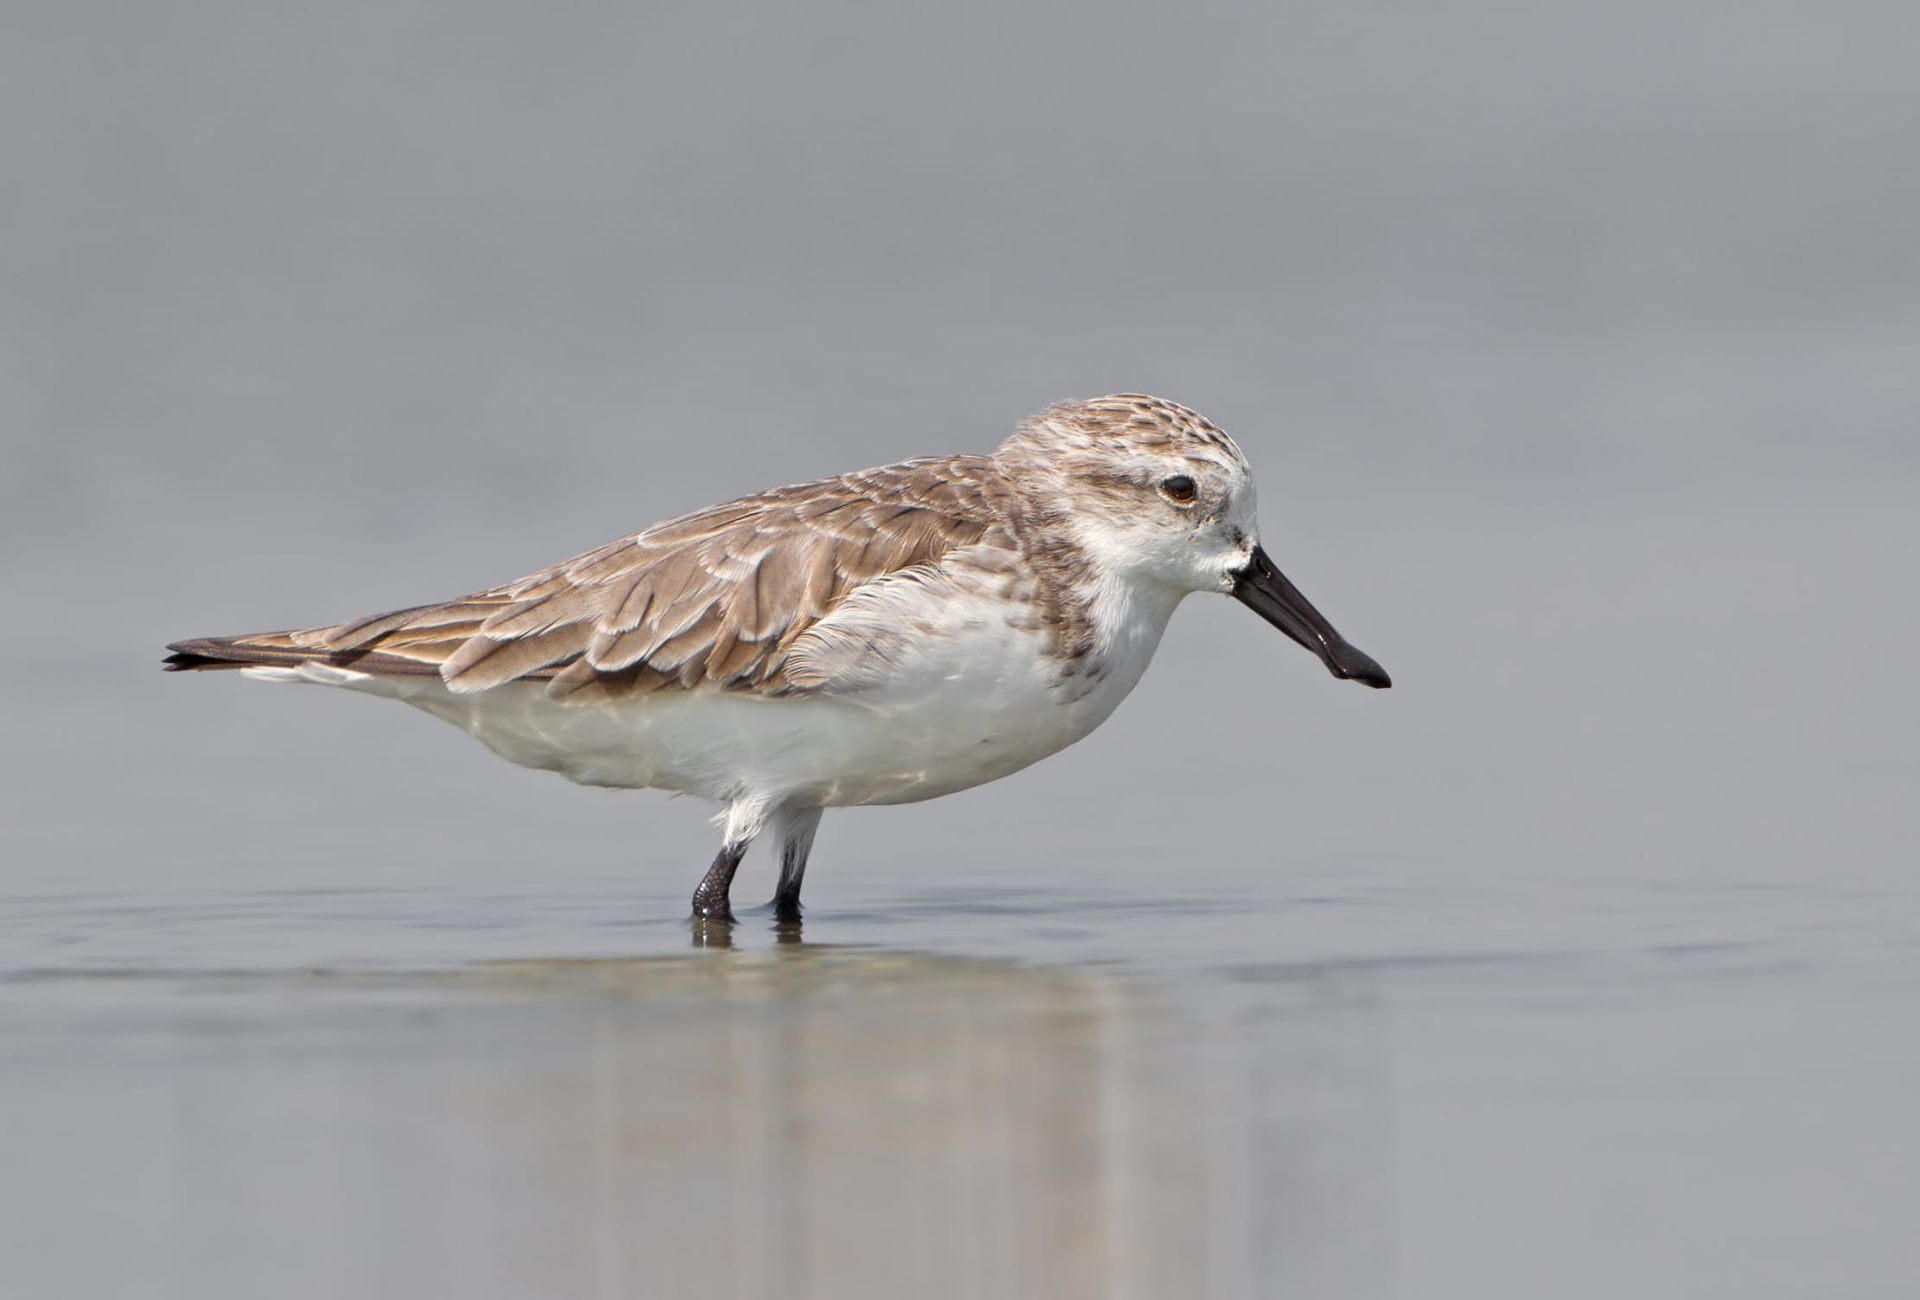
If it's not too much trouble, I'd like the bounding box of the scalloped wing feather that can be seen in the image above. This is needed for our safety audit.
[272,456,1018,701]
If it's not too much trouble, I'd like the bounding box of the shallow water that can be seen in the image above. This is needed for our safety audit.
[5,796,1917,1299]
[9,1,1920,1295]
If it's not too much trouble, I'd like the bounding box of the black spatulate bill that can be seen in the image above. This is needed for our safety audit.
[1231,546,1391,688]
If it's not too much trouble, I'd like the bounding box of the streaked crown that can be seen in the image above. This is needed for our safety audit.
[1002,393,1245,464]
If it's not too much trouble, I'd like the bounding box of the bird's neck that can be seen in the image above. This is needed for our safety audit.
[1027,529,1186,696]
[991,460,1187,686]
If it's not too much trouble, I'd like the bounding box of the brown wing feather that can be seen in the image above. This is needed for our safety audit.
[185,455,1016,700]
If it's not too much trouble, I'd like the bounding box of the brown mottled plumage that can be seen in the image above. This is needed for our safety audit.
[164,396,1272,703]
[167,455,1014,699]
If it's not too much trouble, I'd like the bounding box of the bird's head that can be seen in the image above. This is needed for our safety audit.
[995,394,1389,688]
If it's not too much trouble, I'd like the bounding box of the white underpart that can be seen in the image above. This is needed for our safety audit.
[242,576,1186,812]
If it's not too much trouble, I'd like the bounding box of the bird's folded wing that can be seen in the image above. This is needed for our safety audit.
[285,456,1012,702]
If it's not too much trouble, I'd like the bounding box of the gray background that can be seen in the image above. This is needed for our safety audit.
[3,2,1917,1298]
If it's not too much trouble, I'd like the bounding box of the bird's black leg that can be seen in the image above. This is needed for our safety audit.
[772,845,805,923]
[771,807,823,924]
[690,840,748,922]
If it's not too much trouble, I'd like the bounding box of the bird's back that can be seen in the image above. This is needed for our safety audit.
[166,453,1027,703]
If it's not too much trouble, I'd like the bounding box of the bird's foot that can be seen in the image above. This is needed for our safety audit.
[689,895,736,924]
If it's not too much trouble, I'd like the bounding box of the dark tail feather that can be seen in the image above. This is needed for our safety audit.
[164,636,308,672]
[163,646,232,671]
[163,634,442,677]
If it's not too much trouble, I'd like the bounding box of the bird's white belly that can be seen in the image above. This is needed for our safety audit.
[256,615,1160,807]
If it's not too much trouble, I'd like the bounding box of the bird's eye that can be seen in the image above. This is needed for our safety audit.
[1159,475,1198,504]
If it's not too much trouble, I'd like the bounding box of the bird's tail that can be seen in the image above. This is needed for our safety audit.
[162,632,438,677]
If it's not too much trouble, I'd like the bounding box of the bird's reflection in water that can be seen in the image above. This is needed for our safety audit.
[687,913,805,949]
[431,935,1394,1299]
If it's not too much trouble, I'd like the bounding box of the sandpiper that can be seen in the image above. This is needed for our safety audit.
[166,395,1389,921]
